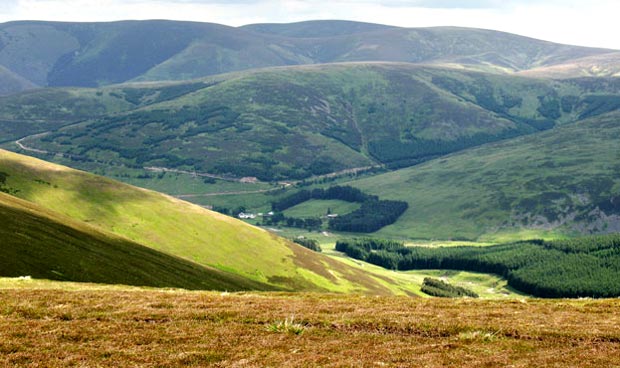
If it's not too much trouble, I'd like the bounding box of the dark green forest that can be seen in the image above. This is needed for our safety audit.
[269,186,408,233]
[335,235,620,298]
[421,277,479,298]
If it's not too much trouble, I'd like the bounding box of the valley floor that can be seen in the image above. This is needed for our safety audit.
[1,280,619,367]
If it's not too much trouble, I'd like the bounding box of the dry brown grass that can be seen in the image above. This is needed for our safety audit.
[1,288,620,367]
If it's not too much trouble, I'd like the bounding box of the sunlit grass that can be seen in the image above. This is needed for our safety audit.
[1,284,619,367]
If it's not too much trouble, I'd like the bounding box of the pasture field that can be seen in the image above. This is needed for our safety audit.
[283,199,361,218]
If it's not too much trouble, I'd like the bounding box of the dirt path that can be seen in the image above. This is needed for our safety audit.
[15,133,51,154]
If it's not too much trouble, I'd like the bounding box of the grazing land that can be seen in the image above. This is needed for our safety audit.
[0,192,273,291]
[1,280,619,367]
[283,199,361,218]
[348,110,620,241]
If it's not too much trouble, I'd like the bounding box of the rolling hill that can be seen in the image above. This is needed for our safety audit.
[18,63,620,181]
[347,110,620,241]
[0,19,616,95]
[518,52,620,78]
[0,191,274,291]
[0,149,403,293]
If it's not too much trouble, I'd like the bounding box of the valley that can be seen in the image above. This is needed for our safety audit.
[2,16,620,365]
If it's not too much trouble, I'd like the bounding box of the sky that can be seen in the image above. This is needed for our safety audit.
[0,0,619,50]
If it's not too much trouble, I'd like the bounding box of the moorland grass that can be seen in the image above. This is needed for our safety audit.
[1,282,619,367]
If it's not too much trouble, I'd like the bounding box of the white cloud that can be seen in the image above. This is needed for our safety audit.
[0,0,618,50]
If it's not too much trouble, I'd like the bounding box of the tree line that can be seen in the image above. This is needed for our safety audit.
[271,186,373,212]
[292,238,322,252]
[421,277,478,298]
[335,234,620,298]
[271,186,408,233]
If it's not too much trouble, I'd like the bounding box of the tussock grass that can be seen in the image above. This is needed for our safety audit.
[266,316,307,335]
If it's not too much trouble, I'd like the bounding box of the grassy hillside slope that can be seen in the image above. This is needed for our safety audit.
[0,20,613,91]
[0,80,213,142]
[519,52,620,78]
[0,192,273,290]
[23,64,620,181]
[349,111,620,241]
[0,65,36,95]
[0,149,406,293]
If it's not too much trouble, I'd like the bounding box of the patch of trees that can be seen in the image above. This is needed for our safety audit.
[335,234,620,298]
[272,186,372,212]
[0,172,19,195]
[292,238,322,252]
[271,186,407,233]
[421,277,478,298]
[320,127,362,152]
[335,238,406,269]
[328,200,408,233]
[262,214,323,231]
[367,128,527,168]
[578,95,620,120]
[537,96,561,120]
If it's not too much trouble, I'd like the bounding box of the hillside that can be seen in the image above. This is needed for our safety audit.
[0,80,212,142]
[19,63,620,181]
[0,19,614,94]
[2,284,619,367]
[0,192,273,290]
[0,65,36,95]
[348,110,620,241]
[0,149,403,293]
[241,19,397,37]
[519,52,620,78]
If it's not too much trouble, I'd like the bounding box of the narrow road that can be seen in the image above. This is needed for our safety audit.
[15,133,51,154]
[143,166,247,183]
[174,188,284,198]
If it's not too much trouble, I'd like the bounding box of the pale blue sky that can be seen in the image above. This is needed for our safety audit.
[0,0,618,50]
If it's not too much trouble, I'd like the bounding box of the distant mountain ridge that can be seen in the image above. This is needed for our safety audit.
[0,19,617,94]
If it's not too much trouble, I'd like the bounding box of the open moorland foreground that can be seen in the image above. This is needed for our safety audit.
[1,280,620,367]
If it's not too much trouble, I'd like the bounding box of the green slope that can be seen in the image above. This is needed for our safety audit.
[21,64,620,181]
[0,192,274,290]
[347,111,620,241]
[519,52,620,78]
[0,80,213,142]
[0,20,613,88]
[0,149,403,294]
[0,65,37,95]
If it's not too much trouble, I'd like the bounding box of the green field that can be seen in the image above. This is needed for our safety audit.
[283,199,361,218]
